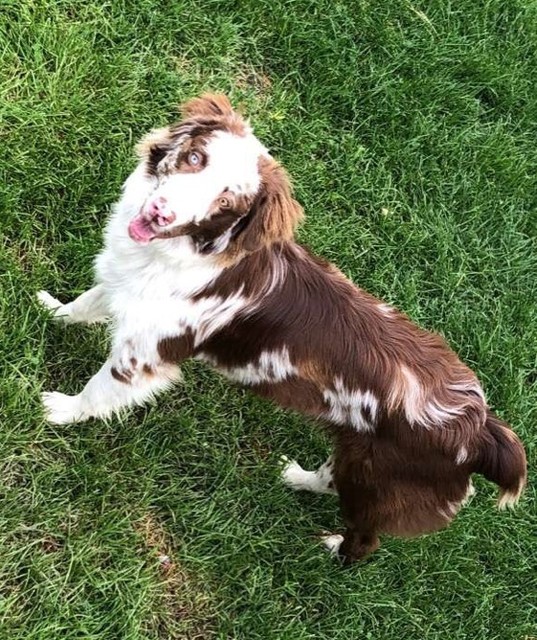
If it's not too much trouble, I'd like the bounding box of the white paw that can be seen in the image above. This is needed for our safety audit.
[37,290,62,311]
[280,456,309,490]
[42,392,85,424]
[320,533,344,555]
[37,291,69,320]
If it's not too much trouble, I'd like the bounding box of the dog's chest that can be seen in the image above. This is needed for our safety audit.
[97,245,248,341]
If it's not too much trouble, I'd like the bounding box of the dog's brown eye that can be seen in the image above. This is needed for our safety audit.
[219,196,231,209]
[188,151,201,166]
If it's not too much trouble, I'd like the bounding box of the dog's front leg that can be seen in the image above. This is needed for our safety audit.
[38,284,110,324]
[41,335,184,424]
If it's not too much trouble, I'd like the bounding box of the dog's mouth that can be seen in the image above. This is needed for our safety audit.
[128,214,158,244]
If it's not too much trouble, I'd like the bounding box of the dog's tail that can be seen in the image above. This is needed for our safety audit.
[474,410,527,509]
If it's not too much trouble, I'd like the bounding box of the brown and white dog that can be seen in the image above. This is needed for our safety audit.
[38,94,527,563]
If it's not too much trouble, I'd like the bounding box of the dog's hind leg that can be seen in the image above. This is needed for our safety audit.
[337,529,380,564]
[280,455,337,495]
[37,284,109,324]
[322,450,382,564]
[329,488,381,564]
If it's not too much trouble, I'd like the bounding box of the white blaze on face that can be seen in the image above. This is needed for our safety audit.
[157,130,269,226]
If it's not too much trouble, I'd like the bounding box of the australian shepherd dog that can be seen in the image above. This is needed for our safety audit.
[38,94,526,563]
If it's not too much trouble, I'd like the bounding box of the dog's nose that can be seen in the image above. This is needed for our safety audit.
[146,197,176,226]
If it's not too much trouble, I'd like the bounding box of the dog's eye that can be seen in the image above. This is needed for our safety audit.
[187,151,201,166]
[219,195,231,209]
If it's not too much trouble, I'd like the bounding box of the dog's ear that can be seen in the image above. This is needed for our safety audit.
[180,93,234,119]
[135,127,173,175]
[239,156,304,252]
[135,127,171,156]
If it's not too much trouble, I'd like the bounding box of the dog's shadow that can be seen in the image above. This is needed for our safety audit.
[39,313,109,394]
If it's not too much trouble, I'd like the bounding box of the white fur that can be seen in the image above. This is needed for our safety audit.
[150,131,268,228]
[42,391,87,424]
[37,290,64,313]
[323,377,378,431]
[456,446,468,465]
[41,361,179,424]
[38,133,266,423]
[462,480,476,505]
[213,347,297,385]
[377,302,394,317]
[497,481,524,510]
[321,533,344,555]
[438,501,460,520]
[38,285,109,324]
[194,291,249,346]
[392,365,485,429]
[437,479,476,519]
[280,455,337,495]
[256,243,289,298]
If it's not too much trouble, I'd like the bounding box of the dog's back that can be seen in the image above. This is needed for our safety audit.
[184,240,527,561]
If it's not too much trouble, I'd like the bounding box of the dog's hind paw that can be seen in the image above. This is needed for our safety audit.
[42,391,85,424]
[279,455,307,489]
[320,533,344,556]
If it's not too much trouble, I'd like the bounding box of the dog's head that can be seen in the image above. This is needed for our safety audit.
[128,94,303,258]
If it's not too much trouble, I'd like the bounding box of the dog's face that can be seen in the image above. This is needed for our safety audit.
[127,94,303,258]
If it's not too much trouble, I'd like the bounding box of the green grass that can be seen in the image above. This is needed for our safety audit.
[1,0,536,637]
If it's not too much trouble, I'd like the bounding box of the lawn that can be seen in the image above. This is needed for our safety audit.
[1,0,536,638]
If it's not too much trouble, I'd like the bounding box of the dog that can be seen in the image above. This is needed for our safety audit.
[38,93,527,563]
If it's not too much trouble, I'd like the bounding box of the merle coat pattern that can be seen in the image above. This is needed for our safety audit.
[38,94,527,563]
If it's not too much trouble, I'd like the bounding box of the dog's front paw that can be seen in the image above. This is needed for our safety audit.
[37,291,70,320]
[42,392,85,424]
[37,290,62,311]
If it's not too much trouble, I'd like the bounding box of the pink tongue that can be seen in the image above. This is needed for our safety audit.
[128,215,157,244]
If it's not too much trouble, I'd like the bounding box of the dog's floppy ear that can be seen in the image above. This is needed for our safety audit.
[239,156,304,251]
[135,127,172,156]
[180,93,234,119]
[135,126,173,174]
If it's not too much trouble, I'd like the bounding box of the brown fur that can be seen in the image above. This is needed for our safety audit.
[236,157,304,252]
[157,243,526,563]
[180,93,235,119]
[180,93,246,136]
[149,94,527,563]
[156,192,255,254]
